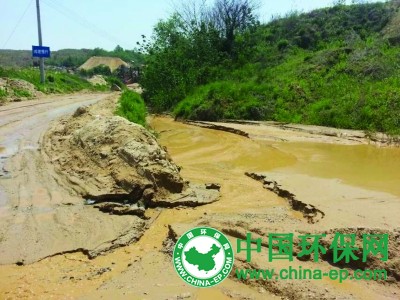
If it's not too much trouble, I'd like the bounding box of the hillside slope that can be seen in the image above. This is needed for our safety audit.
[142,0,400,134]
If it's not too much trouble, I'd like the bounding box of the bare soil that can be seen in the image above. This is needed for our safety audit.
[79,56,129,72]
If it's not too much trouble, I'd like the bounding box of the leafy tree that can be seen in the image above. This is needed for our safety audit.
[114,45,124,52]
[140,0,260,111]
[140,14,223,111]
[210,0,260,54]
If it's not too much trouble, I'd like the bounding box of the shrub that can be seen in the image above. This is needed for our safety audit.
[106,76,125,90]
[277,39,290,50]
[0,89,8,102]
[115,90,147,126]
[12,88,31,98]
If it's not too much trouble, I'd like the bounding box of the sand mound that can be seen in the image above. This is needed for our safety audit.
[79,56,129,72]
[43,97,220,216]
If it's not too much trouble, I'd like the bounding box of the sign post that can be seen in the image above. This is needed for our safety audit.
[35,0,45,83]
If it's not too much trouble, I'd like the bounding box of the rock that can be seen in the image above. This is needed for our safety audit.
[73,106,88,117]
[111,84,122,91]
[94,202,146,217]
[205,183,221,191]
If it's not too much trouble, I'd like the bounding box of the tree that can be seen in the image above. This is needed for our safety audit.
[114,45,124,52]
[140,0,261,111]
[174,0,260,55]
[209,0,260,53]
[140,14,223,111]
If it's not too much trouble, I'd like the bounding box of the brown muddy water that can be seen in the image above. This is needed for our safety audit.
[273,142,400,197]
[153,117,400,199]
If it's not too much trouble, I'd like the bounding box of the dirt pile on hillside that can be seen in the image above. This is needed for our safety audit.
[43,98,220,216]
[0,78,40,103]
[79,56,129,72]
[87,75,107,86]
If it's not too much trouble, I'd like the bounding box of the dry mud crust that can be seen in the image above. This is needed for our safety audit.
[0,93,153,265]
[243,171,400,231]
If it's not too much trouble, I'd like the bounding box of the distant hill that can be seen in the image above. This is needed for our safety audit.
[79,56,129,72]
[0,49,92,68]
[0,50,34,68]
[0,47,144,69]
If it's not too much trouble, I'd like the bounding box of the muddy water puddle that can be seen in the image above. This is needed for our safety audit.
[153,117,400,203]
[273,142,400,197]
[150,117,299,215]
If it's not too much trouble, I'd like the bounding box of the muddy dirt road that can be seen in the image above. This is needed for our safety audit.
[0,95,399,299]
[0,93,145,265]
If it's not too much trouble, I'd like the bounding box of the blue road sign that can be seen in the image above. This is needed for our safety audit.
[32,46,51,58]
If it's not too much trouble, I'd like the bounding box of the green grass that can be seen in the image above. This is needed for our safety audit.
[0,67,107,94]
[0,89,7,104]
[12,88,32,98]
[115,90,147,126]
[174,42,400,134]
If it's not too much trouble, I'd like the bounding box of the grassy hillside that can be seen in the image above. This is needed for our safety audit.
[141,0,400,134]
[0,67,106,96]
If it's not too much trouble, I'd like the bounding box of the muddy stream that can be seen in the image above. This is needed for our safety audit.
[0,115,399,299]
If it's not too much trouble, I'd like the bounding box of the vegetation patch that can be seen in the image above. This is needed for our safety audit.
[0,89,7,103]
[12,88,32,98]
[0,67,106,94]
[115,90,147,126]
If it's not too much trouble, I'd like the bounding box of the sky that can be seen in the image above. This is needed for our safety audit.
[0,0,386,51]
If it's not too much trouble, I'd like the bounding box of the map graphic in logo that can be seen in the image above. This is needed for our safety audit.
[173,227,234,287]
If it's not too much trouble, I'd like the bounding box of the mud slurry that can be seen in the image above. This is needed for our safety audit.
[152,117,400,299]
